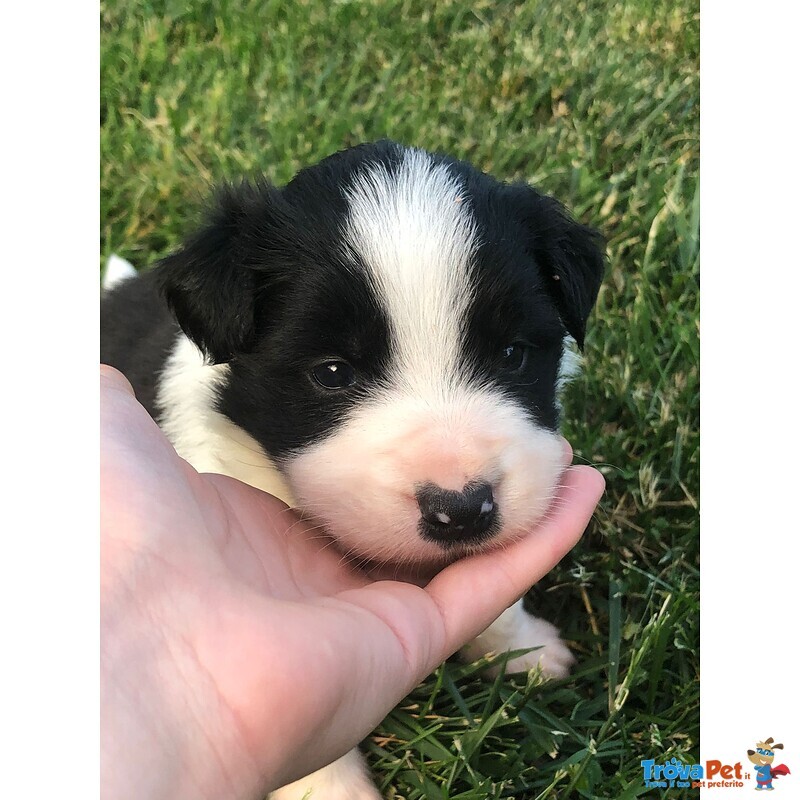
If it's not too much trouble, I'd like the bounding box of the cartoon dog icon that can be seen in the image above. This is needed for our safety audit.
[747,738,791,790]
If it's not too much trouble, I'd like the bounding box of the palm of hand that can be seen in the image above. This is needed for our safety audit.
[100,366,603,798]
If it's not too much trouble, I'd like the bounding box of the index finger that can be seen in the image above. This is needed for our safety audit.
[100,363,136,396]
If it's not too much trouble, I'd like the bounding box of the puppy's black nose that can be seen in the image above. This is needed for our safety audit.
[416,481,499,545]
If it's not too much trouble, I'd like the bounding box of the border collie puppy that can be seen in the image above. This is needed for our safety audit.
[101,140,604,800]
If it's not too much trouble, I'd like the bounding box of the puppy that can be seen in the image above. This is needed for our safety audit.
[101,140,604,799]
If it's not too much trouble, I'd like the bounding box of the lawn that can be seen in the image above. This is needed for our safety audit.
[100,1,699,797]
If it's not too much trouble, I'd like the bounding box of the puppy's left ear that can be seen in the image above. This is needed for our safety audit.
[508,185,606,348]
[156,179,291,364]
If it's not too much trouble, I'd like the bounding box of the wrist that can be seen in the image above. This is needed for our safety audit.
[101,599,270,799]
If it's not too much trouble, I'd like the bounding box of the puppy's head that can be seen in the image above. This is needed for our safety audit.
[158,142,604,566]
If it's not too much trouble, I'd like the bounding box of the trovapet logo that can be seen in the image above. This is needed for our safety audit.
[641,737,791,792]
[641,757,704,789]
[745,737,791,791]
[641,757,742,790]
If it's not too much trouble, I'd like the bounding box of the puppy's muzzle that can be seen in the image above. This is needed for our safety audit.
[415,481,500,546]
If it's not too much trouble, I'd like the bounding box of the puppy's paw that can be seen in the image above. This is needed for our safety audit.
[500,616,576,679]
[270,781,380,800]
[461,600,575,680]
[270,749,381,800]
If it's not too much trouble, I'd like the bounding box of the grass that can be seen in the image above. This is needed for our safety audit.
[101,1,699,797]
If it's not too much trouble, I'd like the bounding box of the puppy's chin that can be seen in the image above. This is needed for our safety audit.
[293,489,560,584]
[336,536,495,575]
[340,536,513,584]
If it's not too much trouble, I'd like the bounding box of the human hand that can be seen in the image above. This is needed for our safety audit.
[100,365,604,800]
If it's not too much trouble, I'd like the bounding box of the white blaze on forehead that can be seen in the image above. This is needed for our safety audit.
[343,148,480,391]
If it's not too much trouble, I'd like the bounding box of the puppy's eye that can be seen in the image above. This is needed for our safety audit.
[312,360,356,389]
[500,343,529,372]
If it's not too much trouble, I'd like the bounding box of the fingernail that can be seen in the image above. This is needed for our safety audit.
[559,436,573,466]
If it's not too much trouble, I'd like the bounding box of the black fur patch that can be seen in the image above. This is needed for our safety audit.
[100,271,179,418]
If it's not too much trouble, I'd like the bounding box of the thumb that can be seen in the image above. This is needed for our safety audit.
[100,363,136,396]
[425,465,605,663]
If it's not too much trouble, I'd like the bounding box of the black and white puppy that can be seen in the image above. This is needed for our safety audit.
[101,140,604,800]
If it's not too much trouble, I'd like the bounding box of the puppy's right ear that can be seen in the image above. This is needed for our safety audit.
[157,179,289,364]
[504,184,605,349]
